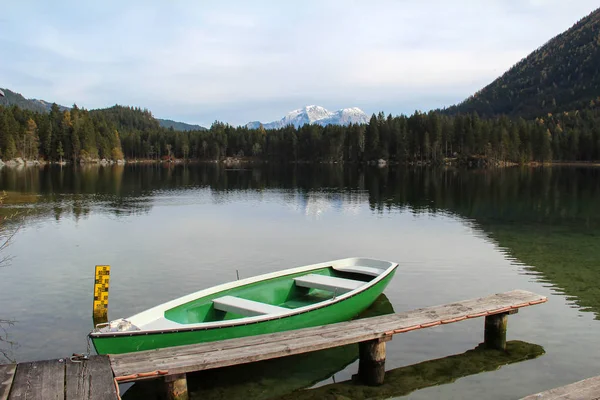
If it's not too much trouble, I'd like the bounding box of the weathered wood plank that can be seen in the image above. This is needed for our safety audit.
[521,375,600,400]
[0,365,16,400]
[110,290,546,381]
[65,355,118,400]
[112,289,542,366]
[113,326,379,376]
[8,360,64,400]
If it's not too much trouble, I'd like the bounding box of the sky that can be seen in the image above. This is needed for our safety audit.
[1,1,598,127]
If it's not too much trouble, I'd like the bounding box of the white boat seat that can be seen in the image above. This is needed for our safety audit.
[294,274,363,294]
[213,295,288,317]
[333,265,385,277]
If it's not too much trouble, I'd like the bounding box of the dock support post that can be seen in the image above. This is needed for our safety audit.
[358,337,389,386]
[164,373,188,400]
[484,312,508,351]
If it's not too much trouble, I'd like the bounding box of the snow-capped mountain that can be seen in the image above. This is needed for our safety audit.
[246,105,368,129]
[314,107,369,127]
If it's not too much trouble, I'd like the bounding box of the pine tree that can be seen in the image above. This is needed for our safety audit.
[365,115,379,161]
[57,141,64,163]
[541,129,553,162]
[24,118,39,160]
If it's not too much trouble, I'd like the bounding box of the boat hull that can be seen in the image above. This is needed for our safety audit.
[91,267,396,354]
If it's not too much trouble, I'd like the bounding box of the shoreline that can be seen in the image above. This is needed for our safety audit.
[1,157,599,168]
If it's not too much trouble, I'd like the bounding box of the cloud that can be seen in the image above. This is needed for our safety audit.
[1,0,598,125]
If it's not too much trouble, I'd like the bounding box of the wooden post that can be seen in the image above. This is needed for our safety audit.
[484,312,508,351]
[358,338,388,385]
[164,373,188,400]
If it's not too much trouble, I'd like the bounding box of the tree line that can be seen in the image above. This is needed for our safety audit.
[0,103,123,162]
[1,103,599,164]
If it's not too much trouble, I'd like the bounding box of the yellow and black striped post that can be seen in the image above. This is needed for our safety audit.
[93,265,110,325]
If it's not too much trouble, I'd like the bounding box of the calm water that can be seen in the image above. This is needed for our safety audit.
[1,164,599,399]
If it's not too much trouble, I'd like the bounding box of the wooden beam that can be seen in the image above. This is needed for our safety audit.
[8,360,64,400]
[484,313,508,351]
[358,339,386,385]
[110,290,546,382]
[520,375,600,399]
[164,373,188,400]
[0,365,16,400]
[65,356,118,400]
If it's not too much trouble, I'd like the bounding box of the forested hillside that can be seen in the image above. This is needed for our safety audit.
[0,88,67,114]
[446,8,600,117]
[0,88,204,132]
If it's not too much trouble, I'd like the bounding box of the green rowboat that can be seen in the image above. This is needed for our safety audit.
[90,257,398,354]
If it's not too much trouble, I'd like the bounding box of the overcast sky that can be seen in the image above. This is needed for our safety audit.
[1,1,598,126]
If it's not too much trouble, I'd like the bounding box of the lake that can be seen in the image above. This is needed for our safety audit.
[0,164,599,399]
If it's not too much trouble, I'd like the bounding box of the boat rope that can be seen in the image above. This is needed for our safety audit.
[68,332,94,363]
[114,370,169,382]
[69,353,89,363]
[114,378,121,400]
[112,370,168,400]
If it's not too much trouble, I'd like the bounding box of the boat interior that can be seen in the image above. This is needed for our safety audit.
[162,265,386,325]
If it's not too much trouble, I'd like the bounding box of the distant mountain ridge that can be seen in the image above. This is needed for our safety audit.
[158,119,206,131]
[0,87,207,131]
[246,105,369,129]
[445,7,600,117]
[0,88,69,113]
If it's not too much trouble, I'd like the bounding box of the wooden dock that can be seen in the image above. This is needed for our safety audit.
[521,375,600,400]
[0,356,117,400]
[0,289,548,400]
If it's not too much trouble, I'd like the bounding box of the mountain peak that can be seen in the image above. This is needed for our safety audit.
[246,105,368,129]
[340,107,363,113]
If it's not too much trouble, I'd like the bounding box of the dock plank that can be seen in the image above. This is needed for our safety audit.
[112,289,539,365]
[110,289,546,381]
[65,356,118,400]
[0,365,16,400]
[8,360,64,400]
[521,376,600,400]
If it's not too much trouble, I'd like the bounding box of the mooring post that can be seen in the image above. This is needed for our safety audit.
[484,312,508,351]
[358,336,390,385]
[164,373,188,400]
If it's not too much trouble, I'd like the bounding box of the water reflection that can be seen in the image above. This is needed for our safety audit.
[4,165,598,222]
[0,319,16,363]
[271,341,545,400]
[1,164,598,320]
[122,338,544,400]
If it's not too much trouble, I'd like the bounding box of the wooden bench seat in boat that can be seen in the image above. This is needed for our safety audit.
[333,265,385,277]
[294,274,364,294]
[213,295,289,317]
